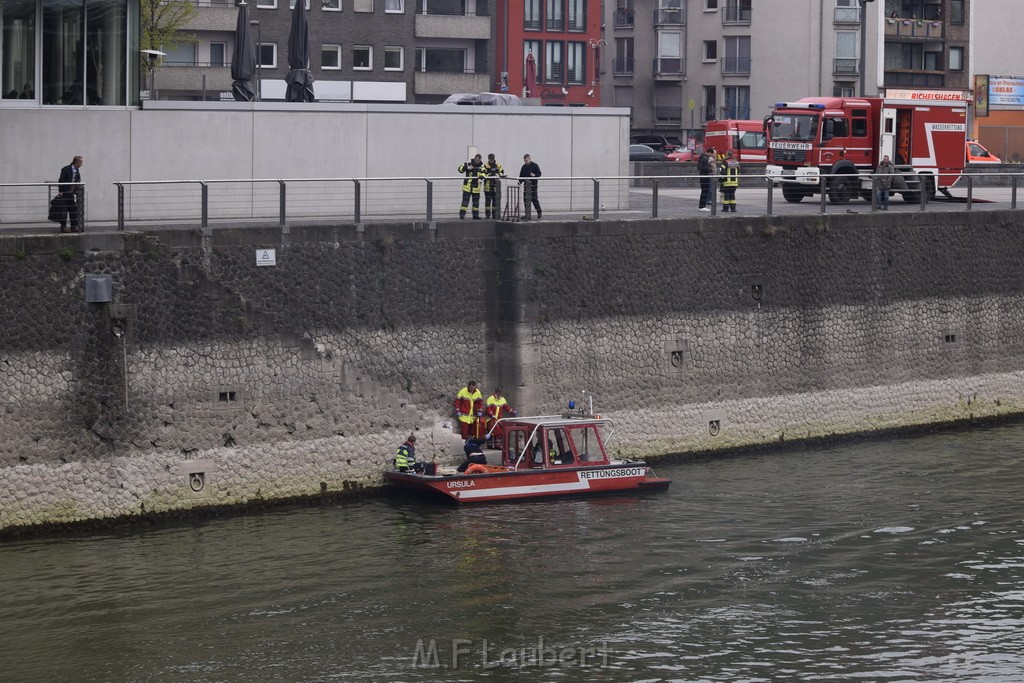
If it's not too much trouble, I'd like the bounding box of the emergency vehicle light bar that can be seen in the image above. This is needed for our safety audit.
[774,102,826,110]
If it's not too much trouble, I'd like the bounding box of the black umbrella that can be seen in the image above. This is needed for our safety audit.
[284,3,315,102]
[231,1,257,102]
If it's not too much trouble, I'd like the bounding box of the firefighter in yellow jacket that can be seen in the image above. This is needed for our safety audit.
[459,154,484,219]
[482,154,506,219]
[719,150,740,213]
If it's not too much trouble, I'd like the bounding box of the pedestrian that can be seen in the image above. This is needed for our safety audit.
[518,153,542,220]
[484,387,518,448]
[394,435,422,473]
[482,153,506,219]
[57,155,85,233]
[875,154,895,210]
[458,154,484,219]
[697,148,715,211]
[719,150,739,213]
[454,380,484,440]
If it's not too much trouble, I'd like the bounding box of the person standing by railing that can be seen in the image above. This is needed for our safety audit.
[57,155,85,232]
[458,154,484,219]
[697,148,715,211]
[519,154,542,220]
[875,154,895,211]
[718,150,739,213]
[483,153,506,219]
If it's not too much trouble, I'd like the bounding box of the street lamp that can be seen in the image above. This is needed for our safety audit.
[588,38,607,99]
[141,49,166,101]
[860,0,875,96]
[249,19,261,102]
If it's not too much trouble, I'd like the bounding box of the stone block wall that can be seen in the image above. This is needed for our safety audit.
[3,210,1024,532]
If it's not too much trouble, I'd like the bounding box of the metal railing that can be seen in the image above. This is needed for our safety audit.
[833,58,860,76]
[722,4,752,24]
[721,57,751,76]
[0,182,86,227]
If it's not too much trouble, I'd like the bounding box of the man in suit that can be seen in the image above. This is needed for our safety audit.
[57,155,85,233]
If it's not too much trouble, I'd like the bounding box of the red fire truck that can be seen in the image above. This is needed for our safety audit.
[764,89,969,204]
[704,120,767,163]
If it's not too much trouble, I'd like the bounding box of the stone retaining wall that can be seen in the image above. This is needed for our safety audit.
[2,210,1024,533]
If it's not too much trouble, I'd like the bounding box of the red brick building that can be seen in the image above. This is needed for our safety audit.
[495,0,603,106]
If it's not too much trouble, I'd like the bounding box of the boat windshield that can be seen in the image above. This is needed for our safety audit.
[770,114,819,142]
[565,425,607,464]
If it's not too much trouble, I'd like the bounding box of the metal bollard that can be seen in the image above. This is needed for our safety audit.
[353,179,361,223]
[593,178,600,220]
[871,176,878,212]
[425,179,433,222]
[819,175,827,214]
[200,182,209,230]
[278,180,286,226]
[1012,175,1018,210]
[116,183,125,231]
[652,179,659,218]
[766,176,773,216]
[966,175,973,210]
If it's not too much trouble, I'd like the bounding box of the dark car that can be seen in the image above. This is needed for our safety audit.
[630,134,680,152]
[629,144,667,162]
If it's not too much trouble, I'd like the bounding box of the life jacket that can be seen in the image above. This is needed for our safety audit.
[459,161,484,193]
[483,162,504,192]
[485,394,508,418]
[395,443,414,469]
[455,387,483,424]
[720,159,740,187]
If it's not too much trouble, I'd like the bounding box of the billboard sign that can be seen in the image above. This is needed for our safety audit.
[989,77,1024,106]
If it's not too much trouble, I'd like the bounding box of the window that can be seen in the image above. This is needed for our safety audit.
[322,44,341,69]
[723,85,749,119]
[258,43,277,68]
[833,85,854,97]
[353,0,372,12]
[256,0,276,7]
[656,32,682,73]
[723,36,750,74]
[703,40,717,62]
[164,43,196,66]
[323,0,340,9]
[950,0,964,23]
[852,117,867,137]
[705,0,717,9]
[524,40,541,76]
[834,30,858,75]
[353,45,372,69]
[949,46,964,71]
[288,0,311,8]
[546,41,563,83]
[724,0,751,23]
[385,0,403,12]
[546,0,564,31]
[210,43,225,67]
[613,37,633,74]
[568,0,586,31]
[416,47,466,73]
[566,42,585,84]
[384,46,403,70]
[702,84,716,122]
[525,0,541,30]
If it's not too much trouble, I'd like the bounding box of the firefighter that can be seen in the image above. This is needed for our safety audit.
[719,150,740,212]
[394,435,420,472]
[454,380,484,440]
[482,153,506,219]
[458,154,484,219]
[484,387,518,448]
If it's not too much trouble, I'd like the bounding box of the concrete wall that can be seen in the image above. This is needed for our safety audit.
[3,209,1024,533]
[0,103,630,223]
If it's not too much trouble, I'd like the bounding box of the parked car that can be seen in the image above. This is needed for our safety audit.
[666,148,697,162]
[967,139,1001,163]
[629,144,667,162]
[630,134,680,152]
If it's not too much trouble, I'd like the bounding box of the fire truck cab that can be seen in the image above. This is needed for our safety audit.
[764,90,968,204]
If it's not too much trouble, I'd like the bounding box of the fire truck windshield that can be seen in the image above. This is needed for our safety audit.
[769,114,820,142]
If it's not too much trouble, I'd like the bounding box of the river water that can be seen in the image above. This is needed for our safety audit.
[3,422,1024,682]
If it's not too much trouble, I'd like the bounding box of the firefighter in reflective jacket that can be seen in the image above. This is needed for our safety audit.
[719,150,740,213]
[484,387,517,448]
[482,154,506,219]
[455,380,484,440]
[394,435,419,472]
[459,154,484,219]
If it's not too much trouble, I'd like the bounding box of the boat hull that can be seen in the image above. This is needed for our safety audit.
[384,464,670,504]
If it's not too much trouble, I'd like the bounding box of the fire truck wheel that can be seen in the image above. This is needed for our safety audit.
[828,176,855,204]
[782,185,805,203]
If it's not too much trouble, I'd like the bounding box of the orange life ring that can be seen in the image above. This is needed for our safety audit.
[466,463,489,474]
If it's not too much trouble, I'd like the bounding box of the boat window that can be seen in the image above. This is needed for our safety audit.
[506,429,529,467]
[566,425,607,464]
[546,428,575,466]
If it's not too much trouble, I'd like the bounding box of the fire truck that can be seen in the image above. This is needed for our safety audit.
[764,89,969,204]
[704,120,767,163]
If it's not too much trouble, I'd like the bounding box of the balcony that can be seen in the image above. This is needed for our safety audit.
[722,5,751,25]
[834,6,860,24]
[613,8,635,28]
[612,57,634,75]
[524,17,541,30]
[414,70,490,95]
[653,57,684,80]
[884,70,945,88]
[182,0,236,31]
[654,6,685,26]
[415,12,491,39]
[833,58,860,77]
[654,106,682,124]
[721,57,751,76]
[157,64,233,92]
[884,18,945,39]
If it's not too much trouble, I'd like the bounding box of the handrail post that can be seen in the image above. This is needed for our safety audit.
[1012,174,1018,210]
[871,175,878,212]
[966,175,973,210]
[353,179,361,223]
[919,176,927,211]
[278,180,286,226]
[116,183,125,231]
[765,173,773,216]
[819,174,827,214]
[426,179,433,222]
[651,178,658,218]
[200,182,209,231]
[593,178,600,219]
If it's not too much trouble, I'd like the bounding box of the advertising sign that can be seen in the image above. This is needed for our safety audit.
[988,77,1024,106]
[975,74,989,117]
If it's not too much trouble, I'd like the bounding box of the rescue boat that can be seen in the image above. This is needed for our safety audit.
[384,414,671,503]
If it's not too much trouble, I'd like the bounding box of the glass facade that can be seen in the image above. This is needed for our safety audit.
[1,0,137,106]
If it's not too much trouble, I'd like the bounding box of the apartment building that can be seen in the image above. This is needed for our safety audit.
[154,0,493,103]
[604,0,972,144]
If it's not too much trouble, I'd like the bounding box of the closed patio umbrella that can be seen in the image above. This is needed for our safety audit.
[285,2,315,102]
[231,1,257,102]
[524,52,537,98]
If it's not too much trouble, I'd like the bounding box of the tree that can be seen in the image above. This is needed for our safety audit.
[140,0,200,74]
